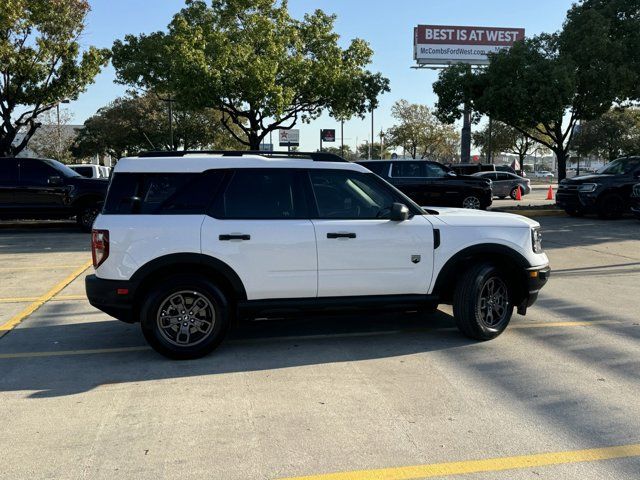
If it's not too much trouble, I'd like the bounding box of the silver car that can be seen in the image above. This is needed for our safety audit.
[473,171,531,199]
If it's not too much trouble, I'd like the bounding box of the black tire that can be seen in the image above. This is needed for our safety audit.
[140,275,230,359]
[461,195,481,209]
[76,204,100,232]
[453,263,513,341]
[597,193,625,219]
[565,208,584,217]
[510,187,520,200]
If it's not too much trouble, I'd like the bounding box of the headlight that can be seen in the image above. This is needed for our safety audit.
[531,227,543,253]
[578,183,598,193]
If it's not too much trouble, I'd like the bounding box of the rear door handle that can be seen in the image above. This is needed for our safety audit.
[327,232,356,239]
[219,234,250,241]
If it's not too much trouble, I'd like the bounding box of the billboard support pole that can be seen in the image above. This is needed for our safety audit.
[320,129,323,152]
[341,120,344,158]
[461,101,471,163]
[488,115,493,164]
[371,108,374,159]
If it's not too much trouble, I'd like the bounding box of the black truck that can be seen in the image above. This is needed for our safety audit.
[556,156,640,219]
[0,157,108,231]
[357,159,493,210]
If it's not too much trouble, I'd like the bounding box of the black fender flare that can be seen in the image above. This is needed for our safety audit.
[129,253,247,302]
[432,243,530,298]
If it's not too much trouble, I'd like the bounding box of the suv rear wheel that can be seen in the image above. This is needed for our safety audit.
[140,275,230,359]
[453,263,513,340]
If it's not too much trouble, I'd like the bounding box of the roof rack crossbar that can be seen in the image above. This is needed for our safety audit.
[136,150,347,162]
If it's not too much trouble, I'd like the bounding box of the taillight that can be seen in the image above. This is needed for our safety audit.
[91,229,109,268]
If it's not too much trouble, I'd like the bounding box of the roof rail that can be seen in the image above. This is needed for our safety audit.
[136,150,348,162]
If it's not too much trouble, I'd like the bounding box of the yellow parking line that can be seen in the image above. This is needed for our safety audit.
[0,264,84,271]
[278,443,640,480]
[0,346,149,359]
[0,260,92,338]
[0,294,86,304]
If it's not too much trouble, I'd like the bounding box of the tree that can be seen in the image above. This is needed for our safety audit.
[321,145,357,161]
[111,0,389,150]
[472,121,548,169]
[73,94,244,159]
[29,107,77,162]
[385,99,460,161]
[434,33,614,180]
[573,108,640,161]
[0,0,110,156]
[357,142,388,159]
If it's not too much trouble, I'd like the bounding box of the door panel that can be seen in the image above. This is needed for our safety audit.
[17,159,68,215]
[312,216,434,297]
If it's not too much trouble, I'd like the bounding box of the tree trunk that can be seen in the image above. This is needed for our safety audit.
[556,148,568,181]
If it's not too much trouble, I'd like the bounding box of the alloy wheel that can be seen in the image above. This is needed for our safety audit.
[462,196,481,209]
[156,290,216,347]
[478,277,509,329]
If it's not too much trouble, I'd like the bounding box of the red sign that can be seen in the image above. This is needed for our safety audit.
[321,129,336,142]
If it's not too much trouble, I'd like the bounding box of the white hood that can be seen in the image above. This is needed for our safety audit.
[423,206,540,228]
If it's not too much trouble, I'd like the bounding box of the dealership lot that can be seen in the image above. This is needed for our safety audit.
[0,216,639,479]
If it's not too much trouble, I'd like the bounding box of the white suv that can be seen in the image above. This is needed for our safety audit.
[86,151,550,359]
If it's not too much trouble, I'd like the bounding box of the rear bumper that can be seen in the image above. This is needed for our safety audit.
[85,274,136,323]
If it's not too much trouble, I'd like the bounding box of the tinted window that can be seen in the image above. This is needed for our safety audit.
[310,170,397,219]
[0,159,19,186]
[19,159,58,185]
[213,169,305,219]
[103,171,224,215]
[73,166,94,177]
[392,162,424,178]
[496,173,512,181]
[598,157,640,175]
[425,163,449,177]
[358,162,390,177]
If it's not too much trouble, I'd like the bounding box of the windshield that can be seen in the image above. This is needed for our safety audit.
[41,159,81,178]
[597,157,640,175]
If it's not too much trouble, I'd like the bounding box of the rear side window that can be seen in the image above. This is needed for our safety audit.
[0,159,19,186]
[103,171,225,214]
[359,162,391,177]
[392,162,424,178]
[74,166,94,177]
[212,169,306,219]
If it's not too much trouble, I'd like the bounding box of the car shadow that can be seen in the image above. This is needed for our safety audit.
[0,309,474,398]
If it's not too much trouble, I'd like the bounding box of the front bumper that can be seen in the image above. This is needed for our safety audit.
[518,265,551,314]
[85,274,136,323]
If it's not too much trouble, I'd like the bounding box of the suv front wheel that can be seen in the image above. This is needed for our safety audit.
[140,275,230,359]
[453,263,513,340]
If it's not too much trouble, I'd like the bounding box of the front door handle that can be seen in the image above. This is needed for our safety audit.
[219,234,250,241]
[327,232,356,239]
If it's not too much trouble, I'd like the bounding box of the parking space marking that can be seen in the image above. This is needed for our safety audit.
[0,294,86,304]
[0,346,149,359]
[278,443,640,480]
[0,260,92,338]
[0,319,624,359]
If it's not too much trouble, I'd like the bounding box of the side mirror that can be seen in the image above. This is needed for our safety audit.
[447,171,457,177]
[48,175,64,186]
[390,202,409,221]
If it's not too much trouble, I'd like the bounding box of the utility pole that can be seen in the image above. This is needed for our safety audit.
[370,108,374,159]
[341,120,344,158]
[487,115,493,164]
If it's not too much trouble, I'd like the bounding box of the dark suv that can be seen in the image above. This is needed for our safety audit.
[0,157,108,231]
[632,183,640,220]
[357,160,493,209]
[556,156,640,219]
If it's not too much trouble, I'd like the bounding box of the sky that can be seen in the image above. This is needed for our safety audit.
[69,0,576,153]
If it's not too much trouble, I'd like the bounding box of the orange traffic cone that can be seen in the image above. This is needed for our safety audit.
[515,185,522,201]
[546,185,554,200]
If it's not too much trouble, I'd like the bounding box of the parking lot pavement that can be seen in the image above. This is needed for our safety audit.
[0,217,639,479]
[490,184,557,209]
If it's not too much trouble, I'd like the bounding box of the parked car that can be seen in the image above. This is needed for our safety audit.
[85,150,549,359]
[448,163,496,176]
[0,157,108,231]
[473,171,531,199]
[534,170,555,179]
[68,164,111,179]
[357,160,493,209]
[632,183,640,220]
[556,156,640,218]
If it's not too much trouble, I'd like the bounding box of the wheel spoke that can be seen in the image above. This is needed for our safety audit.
[156,291,215,347]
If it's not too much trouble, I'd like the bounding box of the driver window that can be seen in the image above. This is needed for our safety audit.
[425,163,448,177]
[309,170,396,219]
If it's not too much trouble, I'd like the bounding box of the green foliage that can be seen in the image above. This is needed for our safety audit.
[112,0,389,149]
[385,99,459,160]
[321,145,357,161]
[473,121,548,163]
[0,0,110,156]
[73,94,245,159]
[357,142,389,160]
[573,108,640,161]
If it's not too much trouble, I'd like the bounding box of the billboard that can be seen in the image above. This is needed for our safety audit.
[414,25,525,65]
[321,129,335,142]
[279,128,299,147]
